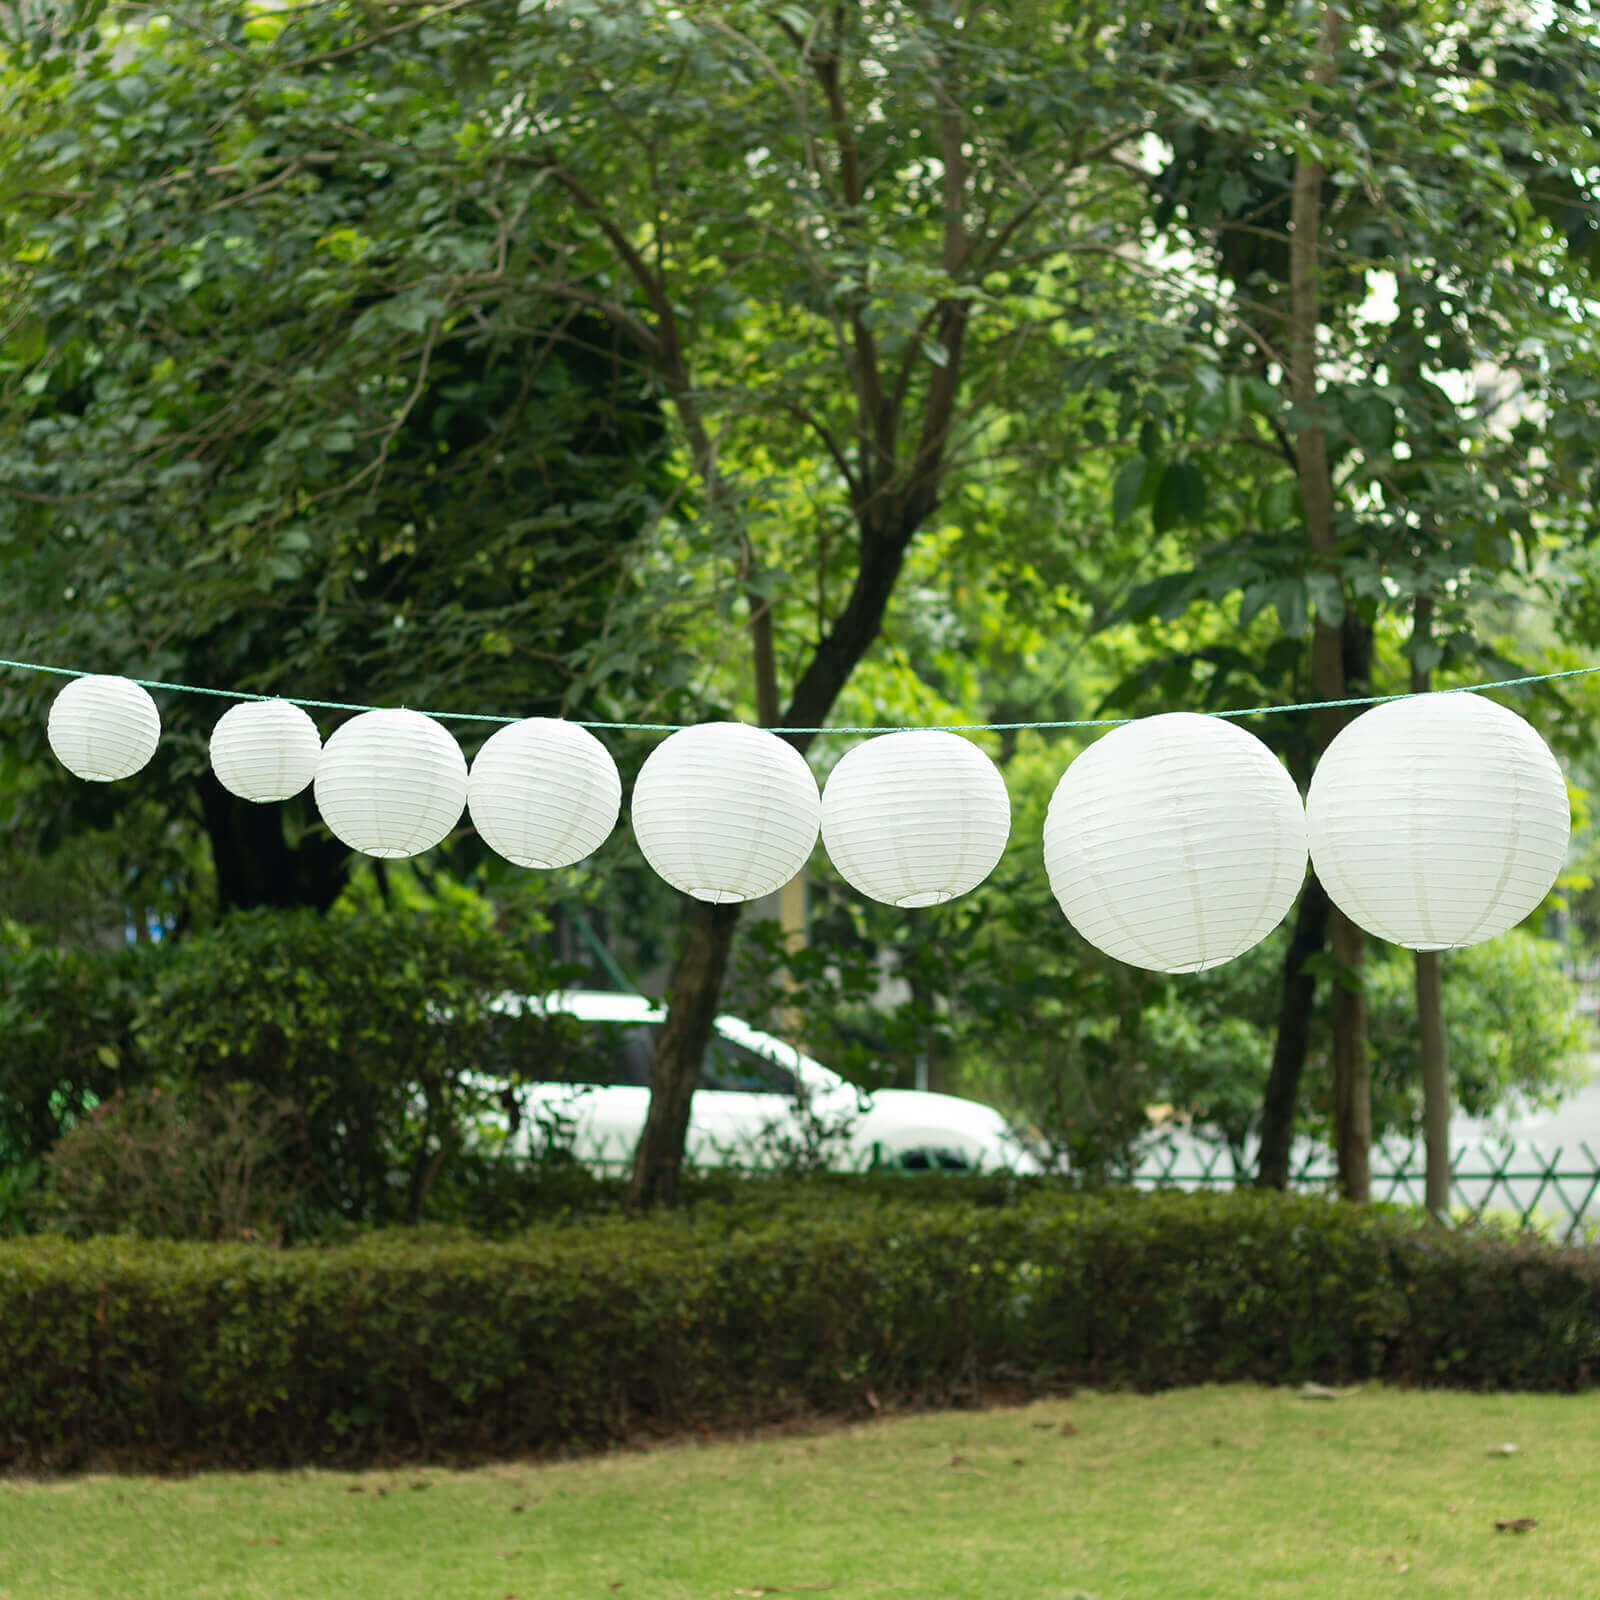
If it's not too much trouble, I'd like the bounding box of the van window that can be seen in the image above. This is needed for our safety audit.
[484,1015,797,1095]
[897,1146,972,1173]
[699,1036,798,1096]
[610,1024,655,1087]
[596,1024,798,1095]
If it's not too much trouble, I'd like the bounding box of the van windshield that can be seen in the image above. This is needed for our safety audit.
[485,1016,798,1095]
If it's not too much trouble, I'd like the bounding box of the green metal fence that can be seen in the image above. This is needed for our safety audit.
[522,1122,1600,1242]
[1128,1137,1600,1243]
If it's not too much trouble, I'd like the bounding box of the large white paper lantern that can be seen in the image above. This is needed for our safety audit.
[468,718,621,869]
[631,722,820,903]
[209,699,322,803]
[312,708,467,858]
[821,730,1010,907]
[1043,712,1307,974]
[1307,692,1569,950]
[47,675,160,782]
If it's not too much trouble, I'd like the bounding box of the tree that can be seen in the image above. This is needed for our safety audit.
[432,0,1217,1207]
[8,0,1595,1208]
[3,0,1210,1205]
[1410,594,1450,1217]
[1087,0,1600,1193]
[0,12,683,922]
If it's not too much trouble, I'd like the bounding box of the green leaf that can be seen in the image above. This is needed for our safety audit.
[1237,581,1273,631]
[1303,573,1344,628]
[1111,457,1146,526]
[1347,394,1394,454]
[1410,640,1442,676]
[1267,579,1309,639]
[1151,460,1206,534]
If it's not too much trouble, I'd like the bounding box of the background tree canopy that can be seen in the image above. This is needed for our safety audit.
[1,0,1598,1212]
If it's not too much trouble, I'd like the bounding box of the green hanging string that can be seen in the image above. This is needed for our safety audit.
[2,654,1596,735]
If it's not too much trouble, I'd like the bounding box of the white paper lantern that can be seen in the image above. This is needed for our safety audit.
[46,675,161,782]
[209,699,322,803]
[821,731,1011,907]
[312,708,467,858]
[1306,693,1569,950]
[1042,711,1307,974]
[631,722,820,903]
[468,718,621,869]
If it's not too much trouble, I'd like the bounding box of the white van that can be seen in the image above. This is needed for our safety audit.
[474,990,1041,1175]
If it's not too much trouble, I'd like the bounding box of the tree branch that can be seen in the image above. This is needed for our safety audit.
[283,0,493,70]
[808,28,892,489]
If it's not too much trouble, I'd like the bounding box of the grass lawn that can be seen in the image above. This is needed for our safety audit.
[3,1384,1598,1599]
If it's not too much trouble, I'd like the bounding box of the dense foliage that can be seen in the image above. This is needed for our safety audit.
[0,919,151,1165]
[3,1187,1598,1472]
[732,905,1588,1174]
[2,888,1585,1233]
[39,1081,298,1243]
[132,897,586,1223]
[2,0,1600,1195]
[0,893,607,1232]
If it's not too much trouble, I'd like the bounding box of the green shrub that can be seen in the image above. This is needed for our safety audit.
[133,902,586,1225]
[39,1081,299,1242]
[1349,931,1590,1135]
[0,920,155,1164]
[3,1189,1597,1472]
[0,1158,44,1237]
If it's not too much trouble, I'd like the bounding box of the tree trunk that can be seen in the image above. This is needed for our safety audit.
[779,872,808,1045]
[1410,593,1451,1217]
[1328,614,1374,1200]
[625,897,742,1209]
[1329,907,1371,1200]
[1415,946,1449,1215]
[1326,617,1374,1200]
[621,31,973,1208]
[198,773,351,914]
[752,574,810,1044]
[1256,873,1331,1188]
[1290,1,1369,1201]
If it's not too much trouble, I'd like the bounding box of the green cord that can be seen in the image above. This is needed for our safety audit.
[3,654,1596,736]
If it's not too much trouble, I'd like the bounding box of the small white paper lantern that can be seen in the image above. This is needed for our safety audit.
[312,708,467,858]
[46,675,160,782]
[821,731,1011,907]
[1043,711,1307,974]
[631,722,820,903]
[469,718,621,869]
[209,699,322,803]
[1307,693,1569,950]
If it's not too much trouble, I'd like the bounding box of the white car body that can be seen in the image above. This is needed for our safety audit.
[477,990,1040,1175]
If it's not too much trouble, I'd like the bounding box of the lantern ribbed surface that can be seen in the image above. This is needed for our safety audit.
[209,699,322,803]
[47,675,161,782]
[1043,712,1307,974]
[631,722,820,903]
[821,730,1011,907]
[469,718,621,870]
[312,709,467,859]
[1307,693,1569,950]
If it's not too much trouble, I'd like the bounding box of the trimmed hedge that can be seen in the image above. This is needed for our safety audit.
[2,1189,1598,1471]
